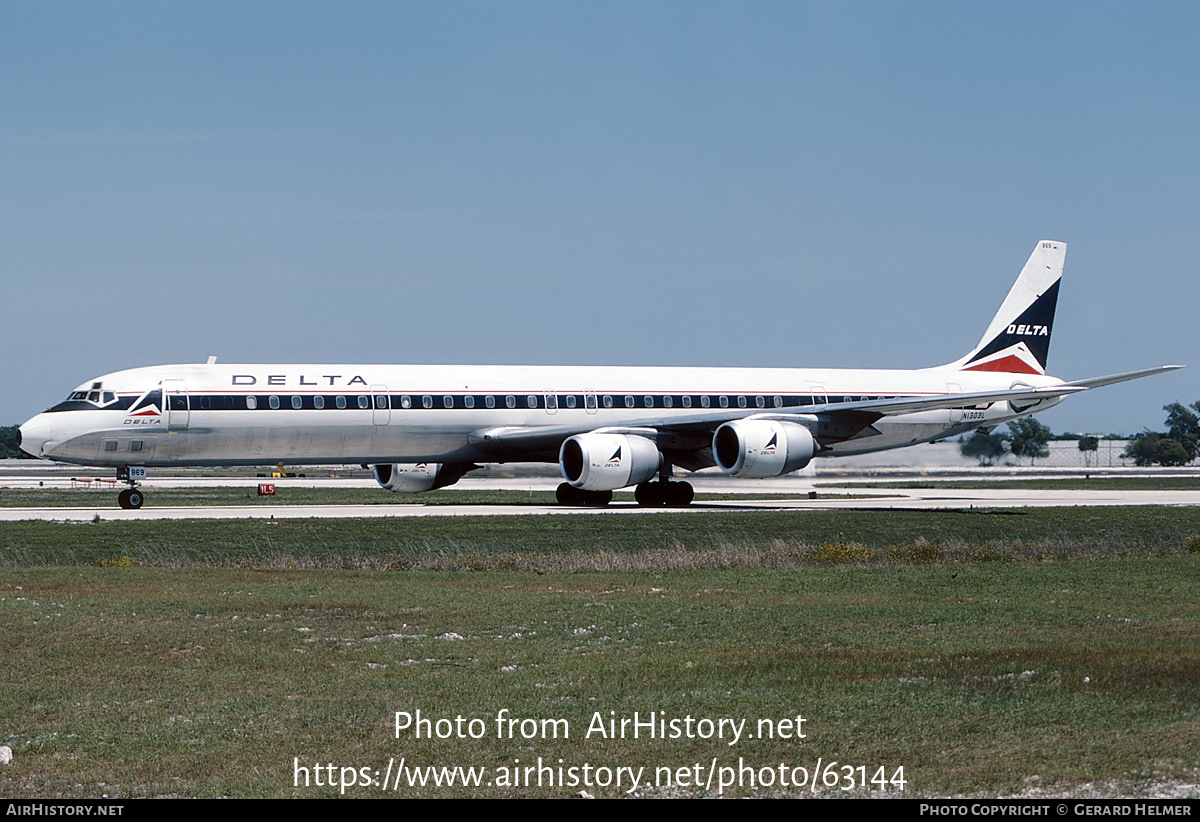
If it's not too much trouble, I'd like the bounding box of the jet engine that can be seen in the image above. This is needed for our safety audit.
[559,433,662,492]
[713,420,816,478]
[372,462,474,493]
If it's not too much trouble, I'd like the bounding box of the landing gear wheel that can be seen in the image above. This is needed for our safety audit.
[556,482,581,505]
[635,482,662,506]
[665,481,694,507]
[583,489,613,507]
[555,483,612,507]
[118,488,144,510]
[635,481,694,507]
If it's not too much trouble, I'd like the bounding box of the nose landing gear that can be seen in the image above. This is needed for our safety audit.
[117,466,147,509]
[118,487,144,510]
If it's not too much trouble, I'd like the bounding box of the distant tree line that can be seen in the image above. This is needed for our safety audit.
[960,418,1053,466]
[1122,401,1200,466]
[960,401,1199,467]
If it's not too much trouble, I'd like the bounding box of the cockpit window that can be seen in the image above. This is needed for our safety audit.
[66,388,118,408]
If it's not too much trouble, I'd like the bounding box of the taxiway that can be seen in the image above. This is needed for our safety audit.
[1,474,1197,521]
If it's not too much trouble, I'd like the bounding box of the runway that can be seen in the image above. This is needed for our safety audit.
[2,475,1198,521]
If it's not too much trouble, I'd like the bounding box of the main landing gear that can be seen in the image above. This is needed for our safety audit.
[555,483,613,506]
[554,478,695,507]
[116,466,147,509]
[634,479,694,507]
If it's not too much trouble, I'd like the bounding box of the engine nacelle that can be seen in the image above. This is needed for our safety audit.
[372,463,470,493]
[559,433,662,492]
[713,420,816,478]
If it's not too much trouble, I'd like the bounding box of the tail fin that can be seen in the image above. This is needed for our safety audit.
[943,240,1066,375]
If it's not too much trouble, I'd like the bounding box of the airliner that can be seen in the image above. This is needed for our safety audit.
[17,241,1180,509]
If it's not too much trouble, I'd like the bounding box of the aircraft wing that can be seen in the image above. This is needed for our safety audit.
[469,366,1183,464]
[468,381,1094,457]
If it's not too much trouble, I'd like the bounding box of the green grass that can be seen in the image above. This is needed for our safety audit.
[1,507,1198,569]
[0,559,1195,798]
[0,507,1197,798]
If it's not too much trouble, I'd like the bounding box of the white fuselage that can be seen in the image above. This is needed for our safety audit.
[19,361,1060,468]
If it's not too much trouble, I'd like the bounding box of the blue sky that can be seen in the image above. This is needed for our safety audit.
[3,1,1195,434]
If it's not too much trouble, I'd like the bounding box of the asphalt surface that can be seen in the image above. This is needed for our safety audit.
[2,474,1198,521]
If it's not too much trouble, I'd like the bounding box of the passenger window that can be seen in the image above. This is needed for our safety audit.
[314,396,325,409]
[755,396,765,408]
[358,396,369,409]
[701,396,711,408]
[527,395,537,408]
[335,396,346,409]
[485,395,495,409]
[291,396,303,410]
[602,395,613,408]
[505,395,516,409]
[681,396,692,408]
[565,395,576,409]
[444,395,454,408]
[400,396,411,409]
[625,395,635,408]
[465,396,475,409]
[719,396,729,408]
[269,396,280,410]
[663,396,673,408]
[246,396,258,410]
[422,396,432,409]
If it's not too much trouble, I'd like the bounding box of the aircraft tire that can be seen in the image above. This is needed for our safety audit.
[556,482,583,505]
[118,489,144,510]
[582,489,612,507]
[665,481,694,507]
[557,484,614,507]
[634,482,664,507]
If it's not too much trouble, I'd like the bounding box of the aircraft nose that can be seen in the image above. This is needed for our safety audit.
[17,414,57,459]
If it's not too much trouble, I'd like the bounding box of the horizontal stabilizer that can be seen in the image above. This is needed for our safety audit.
[1062,365,1185,390]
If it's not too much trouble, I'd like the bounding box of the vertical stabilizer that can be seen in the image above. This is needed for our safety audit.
[944,240,1066,375]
